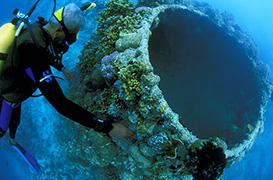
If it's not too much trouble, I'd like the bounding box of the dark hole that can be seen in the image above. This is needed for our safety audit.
[149,9,261,147]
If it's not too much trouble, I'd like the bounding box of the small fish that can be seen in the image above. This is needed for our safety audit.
[6,161,8,167]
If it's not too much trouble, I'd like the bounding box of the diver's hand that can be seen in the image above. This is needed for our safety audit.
[109,123,134,139]
[61,68,73,81]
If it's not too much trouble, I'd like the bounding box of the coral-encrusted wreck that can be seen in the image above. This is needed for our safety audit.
[68,0,273,179]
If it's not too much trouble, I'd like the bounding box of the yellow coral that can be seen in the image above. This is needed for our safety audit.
[122,83,132,100]
[138,101,147,111]
[128,79,141,93]
[159,103,169,113]
[119,63,144,101]
[137,123,147,136]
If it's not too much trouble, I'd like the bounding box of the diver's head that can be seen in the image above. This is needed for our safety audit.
[46,3,86,45]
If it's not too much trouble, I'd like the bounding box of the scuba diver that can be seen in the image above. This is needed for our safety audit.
[0,2,133,174]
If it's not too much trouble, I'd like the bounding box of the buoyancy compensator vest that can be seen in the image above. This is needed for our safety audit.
[0,0,42,71]
[0,21,50,103]
[0,0,96,102]
[0,0,42,98]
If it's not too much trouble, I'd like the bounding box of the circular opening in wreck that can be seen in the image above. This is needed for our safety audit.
[149,9,261,147]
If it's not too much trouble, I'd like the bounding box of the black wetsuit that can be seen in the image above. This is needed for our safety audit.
[19,43,109,130]
[0,23,113,138]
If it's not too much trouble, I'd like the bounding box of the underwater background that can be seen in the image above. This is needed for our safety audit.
[0,0,272,179]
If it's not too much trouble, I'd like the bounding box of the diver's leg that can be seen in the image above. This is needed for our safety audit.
[7,103,40,174]
[0,100,13,138]
[0,97,2,112]
[9,104,21,143]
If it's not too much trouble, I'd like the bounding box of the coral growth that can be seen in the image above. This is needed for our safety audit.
[148,132,170,151]
[116,58,151,102]
[101,51,119,85]
[96,0,142,55]
[83,65,107,90]
[77,0,142,76]
[137,0,174,7]
[77,40,102,75]
[116,32,142,52]
[68,1,272,180]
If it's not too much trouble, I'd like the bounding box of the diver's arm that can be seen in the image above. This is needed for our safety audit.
[18,44,113,133]
[37,75,113,133]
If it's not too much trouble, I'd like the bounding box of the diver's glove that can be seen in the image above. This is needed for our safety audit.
[92,114,114,134]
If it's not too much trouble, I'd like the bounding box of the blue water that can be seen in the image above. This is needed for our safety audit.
[0,0,273,179]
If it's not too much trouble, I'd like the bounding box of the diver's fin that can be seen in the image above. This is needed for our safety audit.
[11,142,40,174]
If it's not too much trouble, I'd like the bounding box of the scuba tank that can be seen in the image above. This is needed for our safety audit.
[0,0,96,72]
[0,0,41,71]
[0,20,17,70]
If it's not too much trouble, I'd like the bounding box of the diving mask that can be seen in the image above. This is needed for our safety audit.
[53,7,77,45]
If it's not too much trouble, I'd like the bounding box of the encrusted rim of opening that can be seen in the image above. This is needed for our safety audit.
[142,4,271,163]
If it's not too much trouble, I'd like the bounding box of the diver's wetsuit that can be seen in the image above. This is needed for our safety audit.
[0,23,113,139]
[0,100,21,139]
[18,43,107,129]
